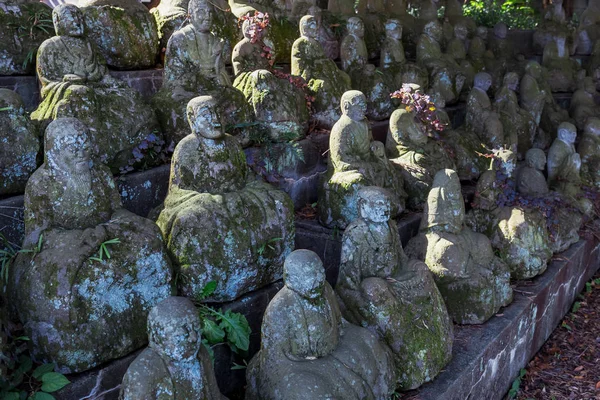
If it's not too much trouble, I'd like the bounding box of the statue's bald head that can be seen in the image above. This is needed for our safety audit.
[525,148,546,171]
[474,72,492,91]
[357,187,394,223]
[341,90,367,121]
[186,96,223,139]
[284,250,325,299]
[189,0,212,32]
[299,15,317,38]
[558,122,577,144]
[424,20,443,42]
[45,118,91,175]
[53,4,84,37]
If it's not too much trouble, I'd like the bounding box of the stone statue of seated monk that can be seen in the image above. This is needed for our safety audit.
[517,148,550,198]
[416,20,465,105]
[30,4,162,173]
[8,118,174,374]
[336,187,453,390]
[466,72,505,149]
[318,90,406,229]
[385,107,455,209]
[578,2,600,55]
[245,249,398,400]
[569,77,600,131]
[152,0,254,145]
[340,17,395,121]
[120,297,227,400]
[405,169,513,324]
[156,96,295,302]
[578,118,600,189]
[465,150,552,280]
[533,0,577,55]
[232,18,309,142]
[542,33,584,93]
[292,15,352,128]
[468,26,492,74]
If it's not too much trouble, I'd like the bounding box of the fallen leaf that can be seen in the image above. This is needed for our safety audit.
[575,366,584,372]
[595,381,600,390]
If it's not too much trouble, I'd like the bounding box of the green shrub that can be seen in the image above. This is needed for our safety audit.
[463,0,540,30]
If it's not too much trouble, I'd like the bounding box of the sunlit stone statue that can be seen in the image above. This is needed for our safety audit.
[292,15,352,128]
[405,169,513,324]
[542,33,584,93]
[318,90,406,229]
[30,4,162,172]
[153,0,254,145]
[0,89,40,196]
[79,0,159,69]
[9,118,174,373]
[569,77,600,131]
[386,108,455,209]
[577,2,600,55]
[466,72,505,149]
[336,187,453,390]
[416,20,465,105]
[156,96,295,302]
[340,17,394,120]
[466,150,552,280]
[578,118,600,189]
[120,297,226,400]
[245,249,398,400]
[232,19,309,141]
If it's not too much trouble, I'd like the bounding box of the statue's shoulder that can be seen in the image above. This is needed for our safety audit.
[121,349,172,400]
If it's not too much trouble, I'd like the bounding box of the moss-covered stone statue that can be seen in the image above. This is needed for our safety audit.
[385,108,455,209]
[318,90,406,229]
[569,77,600,131]
[578,118,600,189]
[0,89,40,196]
[30,4,162,173]
[577,2,600,55]
[533,0,576,56]
[245,249,398,400]
[517,149,549,198]
[120,297,226,400]
[340,17,395,120]
[292,15,352,128]
[405,169,513,324]
[156,96,295,302]
[416,20,465,105]
[465,150,552,280]
[0,0,53,75]
[152,0,254,145]
[446,21,475,92]
[79,0,158,69]
[466,72,505,149]
[468,26,492,74]
[336,187,453,390]
[8,118,174,373]
[232,18,309,141]
[542,33,584,93]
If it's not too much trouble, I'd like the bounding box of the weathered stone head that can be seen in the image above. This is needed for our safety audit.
[503,72,519,91]
[389,108,427,145]
[147,297,202,362]
[385,19,402,40]
[341,90,367,121]
[558,121,577,145]
[525,60,542,79]
[494,149,517,177]
[186,96,223,140]
[525,148,546,171]
[493,22,507,39]
[423,169,464,234]
[584,117,600,137]
[45,118,91,177]
[454,22,468,41]
[189,0,212,32]
[299,15,318,39]
[283,249,326,300]
[53,4,84,37]
[423,20,443,43]
[476,26,488,40]
[474,72,492,92]
[347,17,365,38]
[357,186,394,223]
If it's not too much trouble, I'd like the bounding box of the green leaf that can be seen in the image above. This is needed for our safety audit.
[203,319,225,344]
[40,373,70,393]
[32,393,55,400]
[201,281,217,299]
[218,309,250,352]
[2,392,21,400]
[16,356,32,375]
[32,364,54,380]
[572,302,581,313]
[201,339,214,362]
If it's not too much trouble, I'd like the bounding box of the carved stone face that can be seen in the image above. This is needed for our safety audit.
[503,72,519,91]
[525,148,546,171]
[477,26,488,40]
[385,19,402,40]
[189,0,212,32]
[474,72,492,92]
[424,21,443,42]
[186,96,224,140]
[53,4,84,37]
[300,15,318,39]
[283,250,326,299]
[526,61,542,79]
[358,187,392,223]
[584,118,600,137]
[341,90,367,121]
[494,22,507,39]
[148,297,202,362]
[242,18,267,41]
[558,122,577,144]
[347,17,365,38]
[45,118,91,176]
[454,24,467,41]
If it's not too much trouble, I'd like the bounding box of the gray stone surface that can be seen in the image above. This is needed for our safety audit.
[0,75,40,111]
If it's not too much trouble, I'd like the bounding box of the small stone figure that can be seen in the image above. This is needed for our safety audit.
[386,107,455,209]
[156,96,295,301]
[292,15,352,128]
[340,17,395,120]
[446,21,475,92]
[232,19,309,141]
[336,187,453,390]
[578,118,600,189]
[120,297,226,400]
[150,0,190,50]
[318,90,406,229]
[489,22,514,62]
[578,2,600,55]
[0,89,40,196]
[153,0,254,145]
[9,118,174,373]
[418,0,440,22]
[405,169,513,324]
[466,150,552,280]
[468,26,491,73]
[569,77,600,131]
[416,20,465,105]
[79,0,159,69]
[517,148,549,197]
[519,61,547,126]
[466,72,505,149]
[245,249,398,400]
[542,33,584,93]
[533,0,576,54]
[30,4,162,173]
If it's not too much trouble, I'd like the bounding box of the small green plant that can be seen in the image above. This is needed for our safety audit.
[257,237,283,256]
[88,238,120,263]
[571,301,581,313]
[1,233,43,283]
[0,107,12,112]
[463,0,539,29]
[507,368,527,399]
[561,321,572,331]
[194,282,251,359]
[585,281,592,294]
[249,129,305,177]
